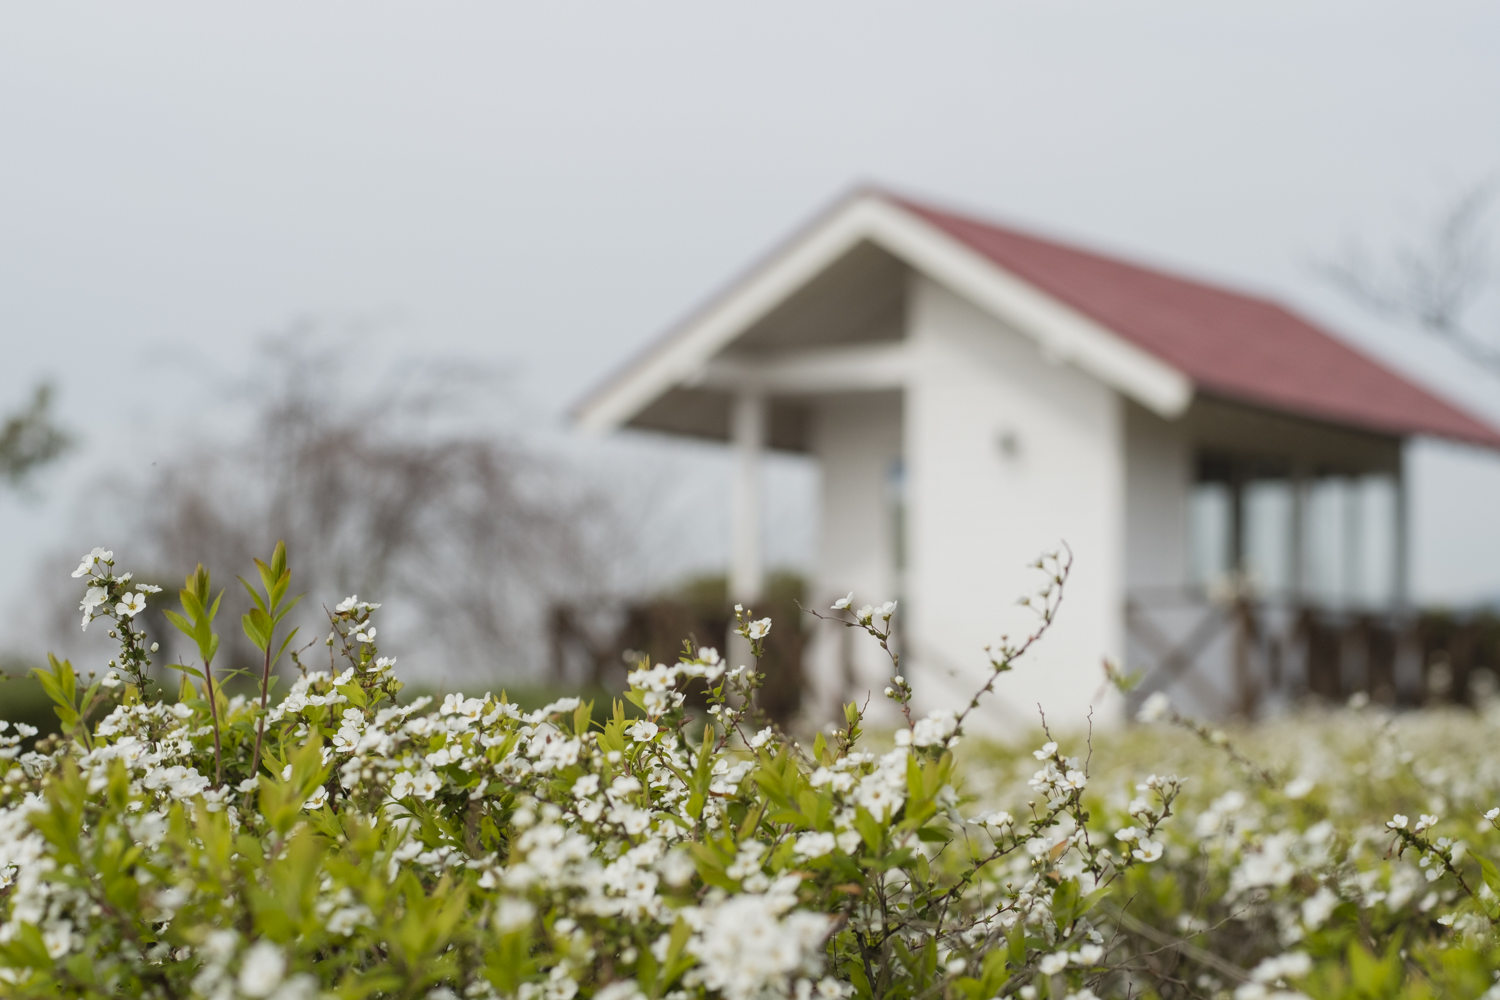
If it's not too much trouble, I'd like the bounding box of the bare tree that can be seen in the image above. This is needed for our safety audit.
[1320,180,1500,374]
[122,334,608,685]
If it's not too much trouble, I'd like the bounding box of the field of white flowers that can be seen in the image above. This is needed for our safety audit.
[3,545,1500,1000]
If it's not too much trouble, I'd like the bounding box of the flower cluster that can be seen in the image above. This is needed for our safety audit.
[15,543,1500,1000]
[4,545,1172,1000]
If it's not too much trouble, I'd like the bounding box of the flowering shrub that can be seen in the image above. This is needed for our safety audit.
[7,546,1500,1000]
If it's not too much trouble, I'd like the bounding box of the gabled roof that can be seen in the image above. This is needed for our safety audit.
[576,188,1500,450]
[896,196,1500,449]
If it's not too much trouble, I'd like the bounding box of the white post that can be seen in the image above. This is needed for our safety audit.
[729,390,766,605]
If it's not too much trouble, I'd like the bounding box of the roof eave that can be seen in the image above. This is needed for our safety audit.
[572,191,1195,434]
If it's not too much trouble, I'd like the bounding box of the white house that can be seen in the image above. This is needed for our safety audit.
[575,189,1500,731]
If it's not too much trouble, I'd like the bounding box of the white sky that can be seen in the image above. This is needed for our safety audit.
[3,2,1500,654]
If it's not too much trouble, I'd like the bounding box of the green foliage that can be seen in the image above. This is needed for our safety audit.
[0,384,71,488]
[12,544,1500,1000]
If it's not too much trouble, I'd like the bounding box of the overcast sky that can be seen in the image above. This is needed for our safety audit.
[3,2,1500,648]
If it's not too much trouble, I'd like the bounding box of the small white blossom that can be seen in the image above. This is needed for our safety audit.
[1131,839,1163,862]
[1284,776,1315,800]
[793,831,837,859]
[71,547,112,578]
[1136,691,1171,723]
[238,940,287,998]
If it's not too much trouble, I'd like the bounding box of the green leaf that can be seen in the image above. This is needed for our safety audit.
[272,627,300,670]
[1478,856,1500,897]
[240,575,269,615]
[242,606,273,651]
[32,656,80,730]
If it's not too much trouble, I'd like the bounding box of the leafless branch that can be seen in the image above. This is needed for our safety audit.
[1319,179,1500,374]
[114,331,608,684]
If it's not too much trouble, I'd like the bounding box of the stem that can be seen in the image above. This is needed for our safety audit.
[203,657,224,786]
[250,642,273,788]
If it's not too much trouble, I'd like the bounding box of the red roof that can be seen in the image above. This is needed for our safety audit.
[896,195,1500,449]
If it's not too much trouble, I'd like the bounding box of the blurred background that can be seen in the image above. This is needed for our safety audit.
[3,2,1500,727]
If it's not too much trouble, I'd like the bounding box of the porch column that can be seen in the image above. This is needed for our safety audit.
[729,389,767,604]
[1393,452,1410,610]
[1393,446,1423,703]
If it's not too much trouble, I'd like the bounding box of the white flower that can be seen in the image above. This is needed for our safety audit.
[304,786,328,810]
[495,898,536,932]
[971,810,1013,831]
[1075,943,1104,966]
[1486,807,1500,822]
[100,670,122,689]
[1247,951,1312,984]
[42,920,73,958]
[595,981,644,1000]
[745,618,771,640]
[911,709,957,747]
[1284,776,1315,800]
[1038,951,1070,975]
[1415,814,1439,832]
[1387,814,1408,830]
[355,627,377,643]
[413,771,440,799]
[1114,826,1140,842]
[832,592,853,610]
[116,592,147,617]
[1301,887,1338,929]
[1132,839,1163,862]
[629,720,659,743]
[793,831,837,859]
[79,586,108,613]
[689,889,832,1000]
[238,940,287,998]
[1033,742,1058,760]
[71,547,112,578]
[1136,691,1171,723]
[749,727,774,749]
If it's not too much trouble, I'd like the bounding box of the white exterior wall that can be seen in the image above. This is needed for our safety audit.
[904,277,1125,734]
[803,391,905,723]
[1123,403,1191,591]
